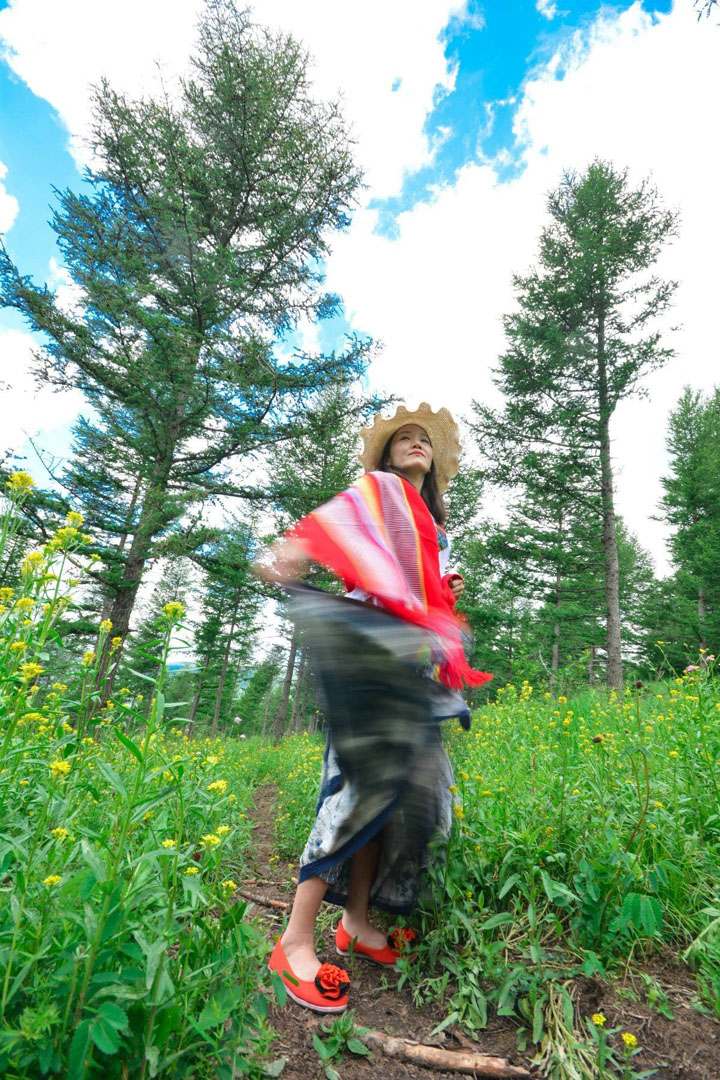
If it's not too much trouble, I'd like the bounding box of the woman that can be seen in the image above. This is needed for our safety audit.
[260,403,491,1013]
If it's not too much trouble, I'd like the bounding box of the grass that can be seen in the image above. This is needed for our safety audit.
[0,475,282,1079]
[268,672,720,1075]
[2,470,719,1078]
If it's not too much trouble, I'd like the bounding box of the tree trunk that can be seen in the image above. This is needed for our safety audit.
[588,644,595,686]
[260,681,274,739]
[96,458,174,698]
[211,589,241,738]
[549,515,562,694]
[698,585,707,653]
[273,634,298,740]
[290,649,307,734]
[299,657,312,732]
[186,652,213,735]
[100,474,143,622]
[597,320,623,690]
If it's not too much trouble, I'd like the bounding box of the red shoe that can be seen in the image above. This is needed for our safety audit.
[335,919,406,966]
[268,938,350,1013]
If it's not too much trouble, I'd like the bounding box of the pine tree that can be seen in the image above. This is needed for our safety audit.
[472,160,678,689]
[0,0,369,684]
[188,521,261,735]
[659,387,720,654]
[119,558,190,702]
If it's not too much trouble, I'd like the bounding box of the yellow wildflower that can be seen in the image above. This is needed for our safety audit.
[621,1033,637,1050]
[591,1013,606,1027]
[14,596,34,612]
[207,779,227,795]
[162,839,177,849]
[184,866,199,875]
[653,800,663,809]
[7,471,34,493]
[216,825,230,836]
[201,833,221,848]
[52,683,68,692]
[221,880,237,890]
[162,601,185,621]
[49,759,71,779]
[10,641,28,653]
[66,510,84,526]
[20,661,44,681]
[99,619,112,633]
[82,651,96,667]
[0,586,14,603]
[43,874,62,887]
[453,805,465,820]
[110,636,123,652]
[51,827,69,841]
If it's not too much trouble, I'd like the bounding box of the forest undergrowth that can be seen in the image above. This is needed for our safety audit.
[1,473,719,1079]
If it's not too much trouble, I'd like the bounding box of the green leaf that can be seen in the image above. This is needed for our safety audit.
[66,1020,92,1080]
[270,970,287,1006]
[263,1059,287,1077]
[428,1010,459,1038]
[114,728,143,763]
[313,1033,331,1061]
[346,1037,370,1056]
[479,911,514,932]
[98,1002,129,1030]
[96,761,127,799]
[126,666,158,683]
[251,992,268,1021]
[91,1015,121,1055]
[81,840,107,884]
[324,1068,341,1080]
[145,1045,160,1078]
[499,873,521,899]
[532,996,545,1044]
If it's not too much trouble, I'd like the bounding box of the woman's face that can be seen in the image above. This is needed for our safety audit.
[387,424,433,477]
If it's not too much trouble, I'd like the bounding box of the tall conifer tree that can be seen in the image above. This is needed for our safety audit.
[472,160,678,688]
[0,0,369,680]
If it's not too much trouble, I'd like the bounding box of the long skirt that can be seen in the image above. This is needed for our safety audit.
[287,585,466,915]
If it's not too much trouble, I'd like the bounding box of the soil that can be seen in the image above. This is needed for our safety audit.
[241,785,720,1080]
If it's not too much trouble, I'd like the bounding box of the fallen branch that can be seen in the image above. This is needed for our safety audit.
[361,1030,531,1077]
[237,889,288,910]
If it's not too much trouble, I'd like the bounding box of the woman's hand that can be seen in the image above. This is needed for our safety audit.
[447,574,465,601]
[252,537,310,585]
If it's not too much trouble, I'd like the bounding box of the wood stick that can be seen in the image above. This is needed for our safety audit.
[237,889,288,910]
[361,1031,531,1077]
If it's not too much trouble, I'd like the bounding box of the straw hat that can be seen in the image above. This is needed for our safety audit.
[358,402,461,493]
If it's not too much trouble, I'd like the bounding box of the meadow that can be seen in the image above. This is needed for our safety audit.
[1,472,719,1079]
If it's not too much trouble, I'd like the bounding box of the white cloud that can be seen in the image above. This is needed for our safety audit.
[0,0,717,577]
[0,327,86,460]
[0,159,19,233]
[537,0,559,19]
[0,0,460,196]
[447,1,486,33]
[320,2,719,575]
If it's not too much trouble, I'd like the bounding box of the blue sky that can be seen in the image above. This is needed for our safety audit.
[0,0,716,573]
[0,0,672,313]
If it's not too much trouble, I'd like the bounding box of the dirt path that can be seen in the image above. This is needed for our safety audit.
[243,785,720,1080]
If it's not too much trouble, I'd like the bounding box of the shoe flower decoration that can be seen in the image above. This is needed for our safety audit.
[315,963,350,1000]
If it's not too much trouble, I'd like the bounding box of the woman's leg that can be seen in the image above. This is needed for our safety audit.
[280,875,328,980]
[340,840,388,948]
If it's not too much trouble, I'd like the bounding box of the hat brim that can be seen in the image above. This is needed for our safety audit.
[358,402,461,493]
